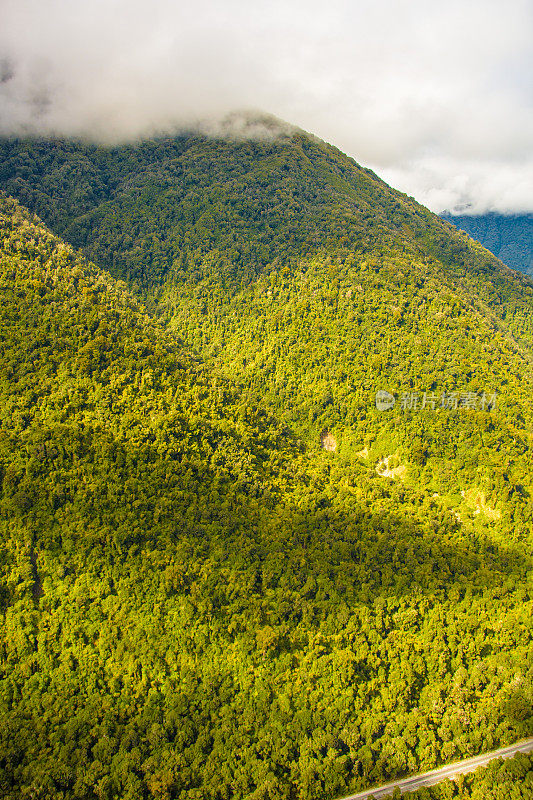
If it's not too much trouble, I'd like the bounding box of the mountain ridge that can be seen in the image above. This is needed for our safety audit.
[0,125,533,799]
[1,132,532,437]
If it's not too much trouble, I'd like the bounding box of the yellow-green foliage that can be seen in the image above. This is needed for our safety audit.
[0,126,532,800]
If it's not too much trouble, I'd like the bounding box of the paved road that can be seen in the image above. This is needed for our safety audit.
[337,736,533,799]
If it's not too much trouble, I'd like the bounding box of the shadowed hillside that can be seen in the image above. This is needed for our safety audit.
[0,121,533,799]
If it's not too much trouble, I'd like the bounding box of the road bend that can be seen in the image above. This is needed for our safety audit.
[336,736,533,800]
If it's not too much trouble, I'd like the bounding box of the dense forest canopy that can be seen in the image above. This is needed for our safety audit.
[0,120,532,800]
[1,132,532,448]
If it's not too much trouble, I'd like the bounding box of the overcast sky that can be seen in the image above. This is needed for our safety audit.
[1,0,532,214]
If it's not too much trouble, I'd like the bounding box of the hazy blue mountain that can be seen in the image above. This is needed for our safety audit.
[442,212,533,278]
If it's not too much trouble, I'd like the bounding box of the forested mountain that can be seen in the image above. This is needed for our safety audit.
[442,213,533,279]
[1,130,533,445]
[0,120,533,800]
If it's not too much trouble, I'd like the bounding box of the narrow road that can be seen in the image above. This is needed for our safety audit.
[337,736,533,800]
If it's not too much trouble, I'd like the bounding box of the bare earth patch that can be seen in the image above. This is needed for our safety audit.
[375,455,406,480]
[321,431,337,451]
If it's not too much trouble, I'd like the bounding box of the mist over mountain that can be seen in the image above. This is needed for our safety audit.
[0,122,533,800]
[2,0,532,214]
[442,212,533,279]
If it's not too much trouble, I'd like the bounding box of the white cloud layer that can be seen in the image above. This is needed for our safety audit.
[1,0,532,213]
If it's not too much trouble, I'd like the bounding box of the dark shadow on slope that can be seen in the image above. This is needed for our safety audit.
[4,415,530,618]
[2,423,532,800]
[209,502,532,623]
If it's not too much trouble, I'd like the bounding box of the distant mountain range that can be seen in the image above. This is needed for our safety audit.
[442,212,533,278]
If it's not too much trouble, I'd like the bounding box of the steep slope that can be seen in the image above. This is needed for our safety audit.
[1,128,532,494]
[0,196,532,800]
[1,121,533,799]
[1,131,531,309]
[442,212,533,278]
[0,194,307,798]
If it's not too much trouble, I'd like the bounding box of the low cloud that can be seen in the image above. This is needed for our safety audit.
[1,0,532,213]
